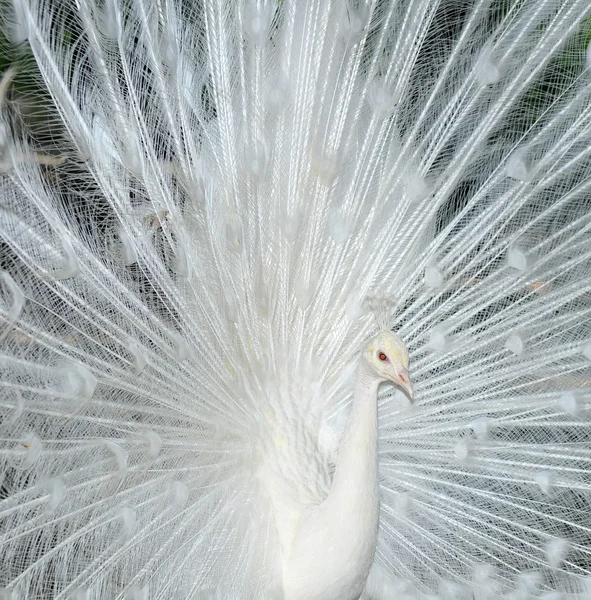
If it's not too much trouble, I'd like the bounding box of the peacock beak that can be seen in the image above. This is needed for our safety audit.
[390,367,413,400]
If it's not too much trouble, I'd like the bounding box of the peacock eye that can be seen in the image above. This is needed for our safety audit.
[378,352,388,362]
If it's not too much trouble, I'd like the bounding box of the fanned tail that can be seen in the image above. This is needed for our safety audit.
[0,0,590,598]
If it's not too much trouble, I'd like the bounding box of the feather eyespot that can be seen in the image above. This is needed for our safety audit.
[378,352,388,362]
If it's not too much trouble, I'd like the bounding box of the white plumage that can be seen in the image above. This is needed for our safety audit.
[0,0,591,599]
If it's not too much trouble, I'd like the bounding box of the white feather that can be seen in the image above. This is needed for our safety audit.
[0,0,590,599]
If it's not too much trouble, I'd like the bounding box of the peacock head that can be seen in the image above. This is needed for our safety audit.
[363,330,413,399]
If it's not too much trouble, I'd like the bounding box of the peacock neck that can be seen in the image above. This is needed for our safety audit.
[279,360,382,599]
[324,358,381,520]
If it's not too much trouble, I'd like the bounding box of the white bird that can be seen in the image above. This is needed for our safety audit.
[0,0,591,599]
[279,331,411,600]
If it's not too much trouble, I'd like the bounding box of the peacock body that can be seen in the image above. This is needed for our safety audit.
[1,0,591,598]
